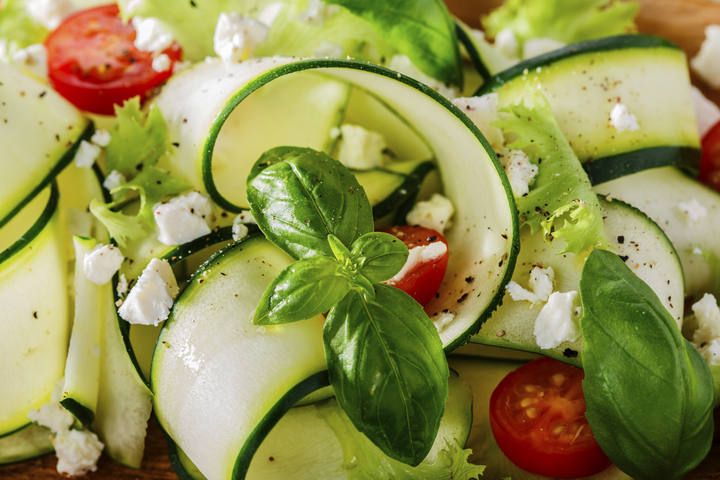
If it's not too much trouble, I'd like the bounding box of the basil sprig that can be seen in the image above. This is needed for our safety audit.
[248,146,449,466]
[580,250,715,480]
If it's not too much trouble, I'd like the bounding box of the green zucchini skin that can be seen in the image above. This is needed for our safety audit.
[455,22,492,83]
[584,146,700,185]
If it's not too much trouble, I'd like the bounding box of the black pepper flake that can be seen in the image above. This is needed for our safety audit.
[457,293,469,304]
[619,255,629,262]
[172,142,180,148]
[32,311,38,319]
[465,276,475,284]
[617,235,625,244]
[268,456,275,462]
[563,348,579,358]
[38,90,47,98]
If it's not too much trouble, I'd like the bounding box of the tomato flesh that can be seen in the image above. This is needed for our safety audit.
[490,357,611,478]
[701,121,720,192]
[385,226,449,306]
[45,4,181,115]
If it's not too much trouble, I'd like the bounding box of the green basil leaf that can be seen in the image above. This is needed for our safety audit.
[324,284,449,466]
[580,250,715,480]
[254,256,353,326]
[247,147,374,260]
[350,232,408,283]
[325,0,463,87]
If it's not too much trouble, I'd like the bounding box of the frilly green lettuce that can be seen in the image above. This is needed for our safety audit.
[0,0,47,52]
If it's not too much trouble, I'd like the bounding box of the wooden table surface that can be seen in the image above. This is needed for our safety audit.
[4,1,720,478]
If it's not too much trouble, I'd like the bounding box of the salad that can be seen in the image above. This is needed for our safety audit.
[1,0,720,479]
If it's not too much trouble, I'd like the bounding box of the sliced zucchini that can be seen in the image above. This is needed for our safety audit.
[0,185,70,437]
[152,236,328,480]
[470,198,684,363]
[156,57,518,350]
[478,35,699,183]
[596,166,720,298]
[61,237,104,426]
[0,424,53,465]
[450,357,630,480]
[0,63,91,227]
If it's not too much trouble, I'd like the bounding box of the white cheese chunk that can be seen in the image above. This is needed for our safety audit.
[691,86,720,137]
[335,124,387,170]
[609,103,640,132]
[388,242,448,284]
[12,44,47,78]
[83,244,124,285]
[388,55,458,99]
[501,149,538,198]
[151,53,171,72]
[27,381,73,434]
[495,28,519,59]
[153,191,213,246]
[533,291,580,350]
[506,266,555,304]
[299,0,340,25]
[132,17,174,53]
[406,194,455,233]
[90,129,111,147]
[699,338,720,366]
[26,0,73,29]
[452,94,505,150]
[116,273,129,298]
[232,217,249,242]
[677,198,708,222]
[692,294,720,346]
[432,311,456,333]
[523,38,565,59]
[235,210,257,224]
[74,141,101,168]
[102,170,126,191]
[692,25,720,89]
[213,13,268,63]
[258,2,284,27]
[118,258,179,326]
[54,429,104,477]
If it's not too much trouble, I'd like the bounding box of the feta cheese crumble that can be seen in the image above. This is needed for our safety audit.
[388,242,448,284]
[83,244,124,285]
[102,170,126,191]
[609,103,639,132]
[692,25,720,89]
[236,210,257,224]
[506,266,555,304]
[26,0,73,29]
[406,194,455,234]
[12,44,47,77]
[299,0,340,25]
[152,53,171,72]
[501,149,538,198]
[432,311,456,333]
[74,141,101,168]
[533,291,580,350]
[495,28,519,59]
[232,216,249,242]
[132,17,174,53]
[118,258,179,326]
[677,199,708,222]
[691,294,720,365]
[335,125,387,170]
[257,2,284,27]
[522,38,565,59]
[213,13,268,63]
[116,273,129,297]
[153,191,213,246]
[90,129,111,147]
[452,94,505,150]
[691,86,720,137]
[388,55,458,99]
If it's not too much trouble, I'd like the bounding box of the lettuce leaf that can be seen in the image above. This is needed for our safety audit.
[483,0,638,45]
[496,98,606,253]
[0,0,48,50]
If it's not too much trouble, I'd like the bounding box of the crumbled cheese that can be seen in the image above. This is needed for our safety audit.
[406,194,455,233]
[299,0,340,24]
[692,25,720,89]
[677,199,708,222]
[314,42,344,58]
[26,0,73,29]
[501,149,538,198]
[257,2,284,27]
[506,266,555,304]
[90,129,111,147]
[388,55,458,99]
[153,191,213,246]
[102,170,126,191]
[699,338,720,365]
[54,430,104,477]
[533,291,580,349]
[609,102,639,132]
[11,44,47,77]
[388,242,448,284]
[83,244,124,285]
[335,124,387,170]
[28,382,74,433]
[691,86,720,137]
[692,294,720,346]
[452,94,505,150]
[232,217,249,242]
[522,38,565,59]
[74,141,101,168]
[432,311,456,333]
[132,17,174,53]
[213,13,268,63]
[151,53,171,72]
[116,273,129,297]
[495,28,519,59]
[118,258,179,326]
[236,210,257,224]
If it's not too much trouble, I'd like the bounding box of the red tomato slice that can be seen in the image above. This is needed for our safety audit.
[701,121,720,192]
[45,4,182,115]
[385,226,449,306]
[490,357,611,479]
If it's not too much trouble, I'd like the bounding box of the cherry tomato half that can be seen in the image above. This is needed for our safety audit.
[701,121,720,192]
[489,357,611,478]
[385,225,449,306]
[45,4,182,115]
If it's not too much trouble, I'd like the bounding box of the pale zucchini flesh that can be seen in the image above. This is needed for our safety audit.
[0,424,53,465]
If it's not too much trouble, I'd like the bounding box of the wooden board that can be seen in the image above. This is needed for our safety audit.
[4,1,720,478]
